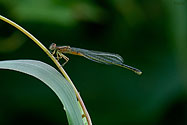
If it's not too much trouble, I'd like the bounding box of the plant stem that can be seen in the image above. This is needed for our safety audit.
[0,15,92,125]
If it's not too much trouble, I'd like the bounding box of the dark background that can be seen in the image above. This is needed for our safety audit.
[0,0,186,125]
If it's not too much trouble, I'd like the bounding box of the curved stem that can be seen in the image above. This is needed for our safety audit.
[0,15,92,125]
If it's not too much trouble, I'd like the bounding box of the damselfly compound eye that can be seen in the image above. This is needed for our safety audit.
[49,43,56,50]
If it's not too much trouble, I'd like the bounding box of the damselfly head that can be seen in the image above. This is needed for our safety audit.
[49,43,56,51]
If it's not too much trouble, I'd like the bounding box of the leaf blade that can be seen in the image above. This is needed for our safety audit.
[0,60,83,125]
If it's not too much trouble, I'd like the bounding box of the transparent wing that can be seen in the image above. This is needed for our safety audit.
[71,47,124,65]
[70,47,142,75]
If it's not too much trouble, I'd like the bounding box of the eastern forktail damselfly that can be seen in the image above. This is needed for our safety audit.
[49,43,142,75]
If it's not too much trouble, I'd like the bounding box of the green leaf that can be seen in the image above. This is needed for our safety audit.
[0,60,83,125]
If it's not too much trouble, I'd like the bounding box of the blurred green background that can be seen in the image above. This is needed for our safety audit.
[0,0,186,124]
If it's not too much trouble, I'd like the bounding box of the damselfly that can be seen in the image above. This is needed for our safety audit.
[49,43,142,75]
